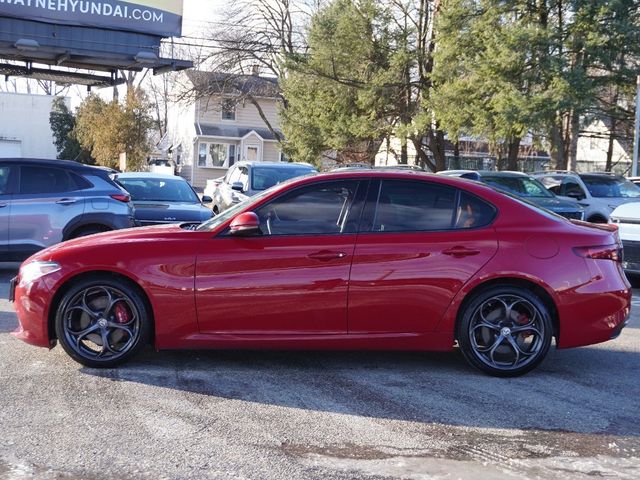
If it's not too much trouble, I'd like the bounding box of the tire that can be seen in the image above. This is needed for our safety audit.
[457,286,553,377]
[70,226,106,239]
[54,276,151,368]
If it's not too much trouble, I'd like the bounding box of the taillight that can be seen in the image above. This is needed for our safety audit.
[573,245,622,262]
[111,193,130,203]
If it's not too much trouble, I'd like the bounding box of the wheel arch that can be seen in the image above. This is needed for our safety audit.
[65,223,111,240]
[48,270,156,344]
[452,277,560,342]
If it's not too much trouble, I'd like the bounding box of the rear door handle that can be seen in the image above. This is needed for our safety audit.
[55,198,77,205]
[442,246,480,258]
[307,250,348,261]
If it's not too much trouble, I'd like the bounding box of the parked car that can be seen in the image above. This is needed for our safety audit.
[212,161,316,213]
[147,158,176,176]
[0,158,135,261]
[11,171,630,377]
[610,202,640,276]
[532,171,640,223]
[627,176,640,187]
[439,170,584,220]
[203,176,225,204]
[113,173,213,226]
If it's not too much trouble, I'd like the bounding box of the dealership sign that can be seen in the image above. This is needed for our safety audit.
[0,0,183,37]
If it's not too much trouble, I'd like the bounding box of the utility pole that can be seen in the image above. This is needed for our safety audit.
[633,75,640,176]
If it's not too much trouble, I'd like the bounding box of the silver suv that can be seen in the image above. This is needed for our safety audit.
[532,171,640,223]
[0,158,135,261]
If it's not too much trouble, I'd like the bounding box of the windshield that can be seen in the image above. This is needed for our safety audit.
[196,188,274,231]
[582,177,640,198]
[117,177,200,203]
[251,166,316,191]
[483,176,554,198]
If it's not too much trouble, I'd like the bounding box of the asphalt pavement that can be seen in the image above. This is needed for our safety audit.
[0,266,639,479]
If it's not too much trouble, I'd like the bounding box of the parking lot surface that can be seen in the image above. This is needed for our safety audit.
[1,267,639,479]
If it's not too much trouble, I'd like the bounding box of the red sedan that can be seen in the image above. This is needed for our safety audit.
[11,171,631,376]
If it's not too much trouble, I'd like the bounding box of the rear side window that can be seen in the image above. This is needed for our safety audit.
[369,180,494,232]
[373,180,456,232]
[19,166,75,194]
[70,172,93,190]
[0,166,11,195]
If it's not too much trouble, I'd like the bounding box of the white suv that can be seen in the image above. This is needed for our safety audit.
[533,171,640,223]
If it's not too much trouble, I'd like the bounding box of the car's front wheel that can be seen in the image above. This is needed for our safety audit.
[457,286,553,377]
[55,276,151,368]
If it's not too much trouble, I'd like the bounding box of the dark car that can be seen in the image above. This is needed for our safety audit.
[0,158,135,261]
[213,161,316,213]
[114,173,213,226]
[440,170,584,220]
[12,170,630,377]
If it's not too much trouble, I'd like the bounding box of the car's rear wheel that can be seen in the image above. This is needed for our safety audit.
[457,286,552,377]
[55,277,150,368]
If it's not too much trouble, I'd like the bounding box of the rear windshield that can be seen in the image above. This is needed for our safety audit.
[251,166,316,191]
[483,176,554,198]
[582,177,640,198]
[118,177,199,203]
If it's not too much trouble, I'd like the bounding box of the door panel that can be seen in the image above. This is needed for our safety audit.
[348,229,498,333]
[195,235,356,334]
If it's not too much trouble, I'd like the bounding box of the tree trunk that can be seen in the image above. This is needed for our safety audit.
[427,129,447,172]
[400,141,408,164]
[568,109,580,171]
[453,141,460,169]
[605,119,616,172]
[507,137,521,171]
[412,137,435,172]
[550,121,567,169]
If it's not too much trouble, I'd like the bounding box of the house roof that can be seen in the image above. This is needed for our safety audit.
[197,124,282,141]
[186,71,280,98]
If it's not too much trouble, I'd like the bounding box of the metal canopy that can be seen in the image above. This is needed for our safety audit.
[0,16,192,86]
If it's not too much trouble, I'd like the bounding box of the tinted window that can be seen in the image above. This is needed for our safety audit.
[483,176,553,198]
[117,177,199,203]
[0,166,10,195]
[256,180,359,235]
[19,166,74,194]
[373,180,456,232]
[581,176,640,198]
[251,166,316,191]
[562,180,585,198]
[455,192,496,229]
[70,172,92,190]
[537,175,563,195]
[238,167,249,190]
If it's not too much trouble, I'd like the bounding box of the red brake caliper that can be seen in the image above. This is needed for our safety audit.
[515,312,531,338]
[114,302,131,324]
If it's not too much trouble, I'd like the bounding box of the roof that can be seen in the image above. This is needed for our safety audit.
[236,161,315,169]
[114,172,186,180]
[197,124,282,141]
[186,71,280,99]
[0,158,103,173]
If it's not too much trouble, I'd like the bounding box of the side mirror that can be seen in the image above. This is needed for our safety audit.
[201,195,213,203]
[231,182,244,192]
[229,212,261,236]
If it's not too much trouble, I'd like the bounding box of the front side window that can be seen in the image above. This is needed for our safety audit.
[256,180,360,235]
[483,177,553,198]
[0,166,11,195]
[221,99,236,121]
[537,175,563,195]
[562,180,586,199]
[19,166,74,195]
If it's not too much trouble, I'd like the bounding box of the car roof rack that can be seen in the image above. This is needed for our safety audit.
[531,170,578,176]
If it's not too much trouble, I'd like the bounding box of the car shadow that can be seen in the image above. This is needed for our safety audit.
[81,344,640,437]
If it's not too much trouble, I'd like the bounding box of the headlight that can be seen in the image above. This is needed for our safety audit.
[19,261,61,285]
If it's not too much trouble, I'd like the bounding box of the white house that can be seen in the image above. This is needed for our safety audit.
[0,92,62,159]
[166,71,284,189]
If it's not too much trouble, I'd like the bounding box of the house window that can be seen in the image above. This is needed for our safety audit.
[222,99,236,121]
[279,151,287,162]
[198,142,237,168]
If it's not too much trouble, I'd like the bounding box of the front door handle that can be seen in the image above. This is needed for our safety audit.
[55,198,76,205]
[0,203,7,208]
[442,246,480,258]
[307,250,348,261]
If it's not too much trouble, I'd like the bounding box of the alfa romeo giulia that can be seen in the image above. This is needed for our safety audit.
[11,170,631,376]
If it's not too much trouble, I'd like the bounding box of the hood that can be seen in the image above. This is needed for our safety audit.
[604,197,640,209]
[530,196,583,213]
[27,224,186,263]
[610,202,640,221]
[132,201,214,223]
